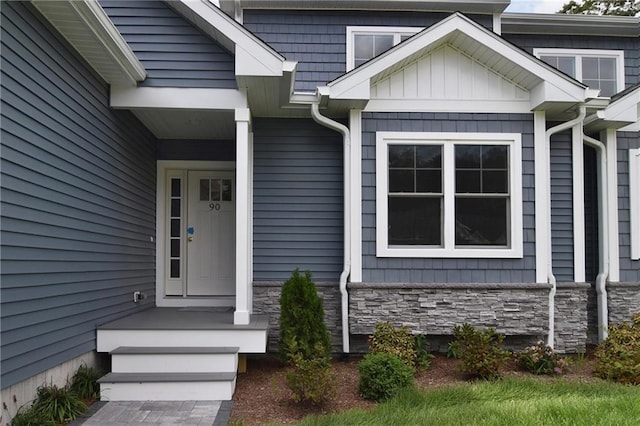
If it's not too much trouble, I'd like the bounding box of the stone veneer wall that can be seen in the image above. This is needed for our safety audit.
[607,282,640,325]
[253,282,343,353]
[554,283,590,353]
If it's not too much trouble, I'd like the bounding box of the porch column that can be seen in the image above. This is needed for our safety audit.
[235,108,252,325]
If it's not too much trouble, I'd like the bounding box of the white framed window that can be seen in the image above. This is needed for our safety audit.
[533,48,625,97]
[346,26,422,71]
[630,148,640,260]
[376,132,523,258]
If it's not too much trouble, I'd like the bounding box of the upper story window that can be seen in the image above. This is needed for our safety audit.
[347,26,421,71]
[376,132,523,259]
[533,49,625,97]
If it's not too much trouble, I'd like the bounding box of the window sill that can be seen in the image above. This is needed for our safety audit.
[376,245,523,259]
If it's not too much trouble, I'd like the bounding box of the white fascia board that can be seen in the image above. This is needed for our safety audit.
[365,99,532,113]
[530,81,588,109]
[604,87,640,124]
[175,0,284,77]
[328,13,585,103]
[110,86,247,110]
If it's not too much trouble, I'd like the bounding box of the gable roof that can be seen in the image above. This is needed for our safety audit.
[586,83,640,132]
[323,13,592,115]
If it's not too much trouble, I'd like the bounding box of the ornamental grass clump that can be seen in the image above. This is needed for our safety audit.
[594,312,640,385]
[448,323,510,380]
[518,341,568,375]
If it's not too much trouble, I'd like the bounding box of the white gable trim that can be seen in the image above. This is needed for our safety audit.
[328,13,587,108]
[171,0,286,77]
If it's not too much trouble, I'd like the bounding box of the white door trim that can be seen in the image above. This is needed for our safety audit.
[155,160,235,307]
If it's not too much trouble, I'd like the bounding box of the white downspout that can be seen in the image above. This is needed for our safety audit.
[584,134,609,341]
[544,106,586,348]
[310,103,351,355]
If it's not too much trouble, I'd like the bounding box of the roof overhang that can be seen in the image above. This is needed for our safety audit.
[30,0,146,86]
[585,85,640,133]
[322,13,589,116]
[220,0,510,15]
[502,13,640,37]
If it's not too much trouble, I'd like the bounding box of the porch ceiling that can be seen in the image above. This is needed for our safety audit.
[133,109,236,140]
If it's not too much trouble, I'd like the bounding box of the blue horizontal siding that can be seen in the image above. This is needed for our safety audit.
[253,118,343,281]
[617,133,640,283]
[243,10,492,92]
[100,0,236,89]
[1,2,157,388]
[361,112,537,284]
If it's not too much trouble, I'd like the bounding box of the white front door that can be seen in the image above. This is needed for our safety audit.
[186,171,236,296]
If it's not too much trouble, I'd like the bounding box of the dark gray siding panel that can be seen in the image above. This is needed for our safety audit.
[550,131,574,282]
[100,0,236,89]
[503,34,640,92]
[361,113,536,284]
[617,132,640,283]
[243,10,492,92]
[1,2,157,388]
[253,119,343,281]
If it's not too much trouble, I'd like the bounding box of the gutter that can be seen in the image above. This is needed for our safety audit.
[544,106,586,348]
[309,102,351,355]
[583,134,609,342]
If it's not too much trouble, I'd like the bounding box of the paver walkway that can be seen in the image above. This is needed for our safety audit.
[73,400,231,425]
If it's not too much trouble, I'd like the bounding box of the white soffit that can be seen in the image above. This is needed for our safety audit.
[30,0,146,86]
[327,13,587,109]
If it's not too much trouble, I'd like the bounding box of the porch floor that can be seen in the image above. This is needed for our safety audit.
[98,307,269,331]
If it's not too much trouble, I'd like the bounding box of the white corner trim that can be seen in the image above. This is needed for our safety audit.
[110,87,247,110]
[235,117,252,325]
[349,110,363,282]
[534,111,549,283]
[605,129,620,281]
[572,125,586,282]
[375,131,523,259]
[492,13,502,35]
[630,148,640,260]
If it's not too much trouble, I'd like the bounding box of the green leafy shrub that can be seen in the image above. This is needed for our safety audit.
[358,352,415,402]
[279,269,332,364]
[518,340,568,375]
[70,364,101,401]
[594,312,640,384]
[414,333,434,370]
[32,384,86,424]
[448,323,510,380]
[285,345,337,406]
[9,404,55,426]
[369,323,417,367]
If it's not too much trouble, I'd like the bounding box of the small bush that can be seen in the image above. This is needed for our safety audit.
[9,404,55,426]
[279,269,332,364]
[358,352,415,402]
[70,364,101,401]
[518,341,568,375]
[594,312,640,384]
[285,347,337,406]
[414,333,434,370]
[369,323,417,367]
[448,323,510,380]
[32,384,86,425]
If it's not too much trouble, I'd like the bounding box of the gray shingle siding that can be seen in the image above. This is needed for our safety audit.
[100,0,236,89]
[502,34,640,90]
[550,131,574,282]
[361,113,536,284]
[617,132,640,283]
[252,118,344,282]
[243,10,492,92]
[1,2,157,388]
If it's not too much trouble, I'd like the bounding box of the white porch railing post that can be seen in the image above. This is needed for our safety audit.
[234,108,251,325]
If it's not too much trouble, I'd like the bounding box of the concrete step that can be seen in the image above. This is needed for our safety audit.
[97,328,268,353]
[98,372,236,401]
[110,346,239,373]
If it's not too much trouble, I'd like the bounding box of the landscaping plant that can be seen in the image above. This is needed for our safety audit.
[32,384,86,425]
[285,344,337,405]
[518,340,568,375]
[358,352,415,402]
[369,323,417,367]
[70,364,101,401]
[594,312,640,384]
[448,323,510,380]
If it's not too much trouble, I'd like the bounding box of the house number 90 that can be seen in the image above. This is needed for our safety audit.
[209,203,221,211]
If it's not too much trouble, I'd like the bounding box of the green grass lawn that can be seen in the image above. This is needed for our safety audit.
[299,378,640,425]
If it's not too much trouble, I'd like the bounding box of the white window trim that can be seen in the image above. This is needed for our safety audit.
[532,48,625,96]
[630,148,640,260]
[376,132,523,258]
[346,26,422,72]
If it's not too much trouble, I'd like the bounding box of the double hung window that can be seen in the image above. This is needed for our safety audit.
[534,49,625,97]
[347,27,421,71]
[377,133,523,258]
